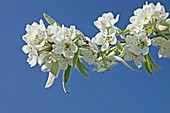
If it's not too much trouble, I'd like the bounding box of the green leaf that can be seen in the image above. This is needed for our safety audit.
[114,56,135,71]
[45,72,55,88]
[62,65,71,94]
[73,50,79,67]
[116,29,130,39]
[50,61,59,77]
[147,54,160,70]
[43,13,60,26]
[144,55,153,75]
[62,75,70,94]
[79,59,89,71]
[64,65,72,83]
[118,29,130,35]
[122,29,130,34]
[77,59,88,77]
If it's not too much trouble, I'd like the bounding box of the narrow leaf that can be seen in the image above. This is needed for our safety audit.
[63,65,72,83]
[114,56,135,71]
[45,72,56,88]
[62,74,70,94]
[144,55,153,74]
[50,61,59,77]
[73,50,79,67]
[43,13,60,26]
[78,59,89,71]
[147,54,160,70]
[117,29,130,36]
[77,59,88,77]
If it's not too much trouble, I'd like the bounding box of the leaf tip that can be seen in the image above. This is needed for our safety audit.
[43,13,47,17]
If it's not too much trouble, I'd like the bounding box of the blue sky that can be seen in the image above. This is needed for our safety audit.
[0,0,170,113]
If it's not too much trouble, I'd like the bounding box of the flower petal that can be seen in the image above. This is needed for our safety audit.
[101,43,109,52]
[71,43,78,53]
[53,45,64,54]
[22,45,31,54]
[63,50,74,59]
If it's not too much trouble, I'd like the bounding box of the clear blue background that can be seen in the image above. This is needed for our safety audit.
[0,0,170,113]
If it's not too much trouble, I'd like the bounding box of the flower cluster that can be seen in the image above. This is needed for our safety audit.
[22,18,81,90]
[127,2,169,33]
[22,2,170,93]
[124,2,170,68]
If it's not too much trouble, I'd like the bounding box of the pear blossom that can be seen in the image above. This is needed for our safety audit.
[51,54,73,70]
[22,19,47,67]
[152,37,170,58]
[92,31,117,52]
[79,40,98,65]
[22,45,38,67]
[94,12,119,33]
[93,55,118,72]
[92,49,119,72]
[124,48,145,68]
[46,23,60,42]
[127,2,169,33]
[92,12,119,52]
[151,2,169,21]
[52,25,78,59]
[125,30,151,55]
[22,19,46,49]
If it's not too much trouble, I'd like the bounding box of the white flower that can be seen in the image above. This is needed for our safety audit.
[22,19,47,67]
[81,49,97,65]
[41,60,52,72]
[37,52,50,66]
[135,3,153,24]
[22,19,46,49]
[124,49,145,68]
[46,23,60,42]
[92,12,119,52]
[92,51,118,72]
[152,37,170,58]
[22,45,38,67]
[41,54,73,72]
[127,2,153,33]
[151,2,169,21]
[93,56,118,72]
[92,30,117,52]
[127,2,169,33]
[94,12,119,33]
[52,25,78,59]
[51,54,73,70]
[80,41,98,65]
[125,30,151,55]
